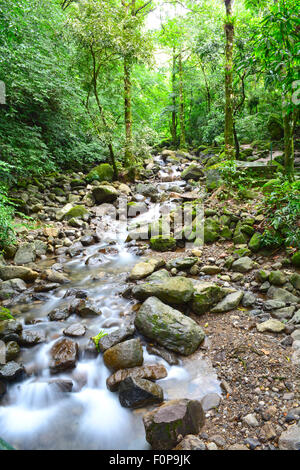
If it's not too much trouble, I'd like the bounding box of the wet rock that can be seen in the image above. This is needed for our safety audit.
[0,320,22,342]
[129,259,164,281]
[75,299,102,318]
[0,380,6,398]
[146,344,179,365]
[290,273,300,290]
[278,424,300,450]
[47,379,73,393]
[49,338,79,373]
[201,393,221,411]
[264,299,286,310]
[267,286,299,304]
[173,435,206,450]
[0,361,25,381]
[42,269,70,284]
[48,307,71,322]
[103,339,143,371]
[0,278,27,300]
[119,376,163,408]
[135,183,158,202]
[5,341,20,361]
[106,364,168,391]
[91,185,119,204]
[135,297,205,355]
[143,399,205,450]
[289,309,300,324]
[210,291,243,313]
[97,324,135,352]
[132,276,195,305]
[19,330,46,347]
[256,319,285,333]
[191,281,227,315]
[63,323,86,337]
[232,257,256,273]
[0,265,38,282]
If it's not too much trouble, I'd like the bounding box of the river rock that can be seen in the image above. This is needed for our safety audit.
[135,297,205,355]
[5,341,20,361]
[97,324,135,352]
[119,377,163,409]
[75,299,102,317]
[279,424,300,450]
[146,344,179,365]
[181,163,204,181]
[272,306,296,320]
[290,273,300,290]
[14,243,36,265]
[19,329,46,346]
[166,257,198,271]
[132,276,195,305]
[0,361,25,381]
[0,265,38,282]
[91,185,119,204]
[129,259,164,281]
[174,435,206,450]
[267,286,299,304]
[210,291,243,313]
[0,320,22,342]
[63,323,86,337]
[0,278,27,300]
[256,319,285,333]
[232,257,256,273]
[49,338,79,373]
[269,270,287,286]
[103,339,143,371]
[191,281,227,315]
[201,393,221,411]
[143,398,205,450]
[106,364,168,391]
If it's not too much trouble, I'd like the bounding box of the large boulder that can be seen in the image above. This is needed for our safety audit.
[0,265,38,283]
[106,364,168,392]
[91,185,119,204]
[103,339,143,371]
[132,276,195,305]
[191,281,227,315]
[49,338,78,373]
[135,296,205,355]
[118,377,164,409]
[143,399,205,450]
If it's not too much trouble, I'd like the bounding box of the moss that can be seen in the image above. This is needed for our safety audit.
[63,205,89,220]
[249,232,262,252]
[291,252,300,267]
[86,163,114,182]
[150,236,176,252]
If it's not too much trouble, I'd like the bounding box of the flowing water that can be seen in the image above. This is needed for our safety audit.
[0,168,220,450]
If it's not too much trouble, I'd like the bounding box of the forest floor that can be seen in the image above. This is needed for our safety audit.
[0,149,299,450]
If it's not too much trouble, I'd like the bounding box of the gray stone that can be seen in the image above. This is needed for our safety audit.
[119,376,164,409]
[103,339,143,371]
[211,291,244,313]
[97,324,135,352]
[201,393,221,411]
[135,297,205,355]
[232,257,256,273]
[278,424,300,450]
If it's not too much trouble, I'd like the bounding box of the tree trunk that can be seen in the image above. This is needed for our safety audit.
[233,121,240,159]
[178,51,186,149]
[124,56,134,167]
[283,102,295,180]
[171,48,177,146]
[224,0,234,159]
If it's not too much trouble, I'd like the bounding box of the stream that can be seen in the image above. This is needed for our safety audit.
[0,160,221,450]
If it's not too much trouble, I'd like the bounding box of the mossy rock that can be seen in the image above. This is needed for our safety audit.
[249,232,262,252]
[262,179,280,194]
[291,252,300,267]
[86,163,114,182]
[150,236,176,252]
[63,205,89,221]
[204,218,219,243]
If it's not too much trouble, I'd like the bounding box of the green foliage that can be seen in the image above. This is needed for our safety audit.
[260,178,300,249]
[0,183,15,249]
[92,330,108,352]
[0,307,15,321]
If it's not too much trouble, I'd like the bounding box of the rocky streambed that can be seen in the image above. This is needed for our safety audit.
[0,151,299,450]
